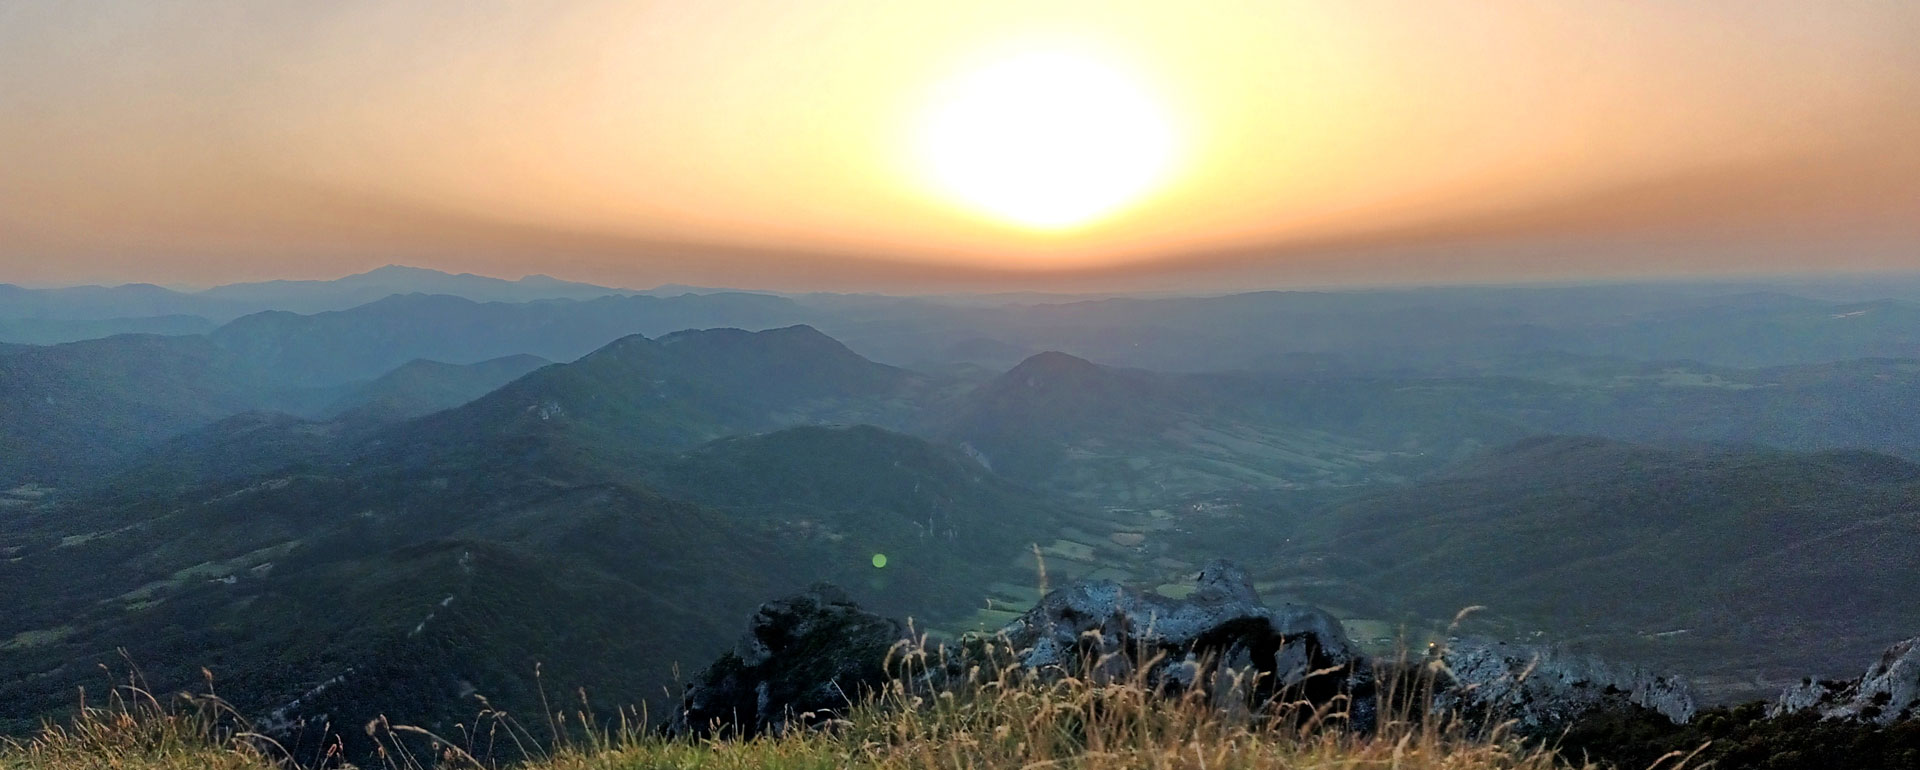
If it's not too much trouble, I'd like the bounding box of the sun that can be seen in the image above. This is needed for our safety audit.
[916,50,1178,231]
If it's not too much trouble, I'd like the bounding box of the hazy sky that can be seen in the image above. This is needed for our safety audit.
[3,0,1918,291]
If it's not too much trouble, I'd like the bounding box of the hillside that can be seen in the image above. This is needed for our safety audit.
[1246,437,1920,699]
[935,351,1920,504]
[642,424,1062,615]
[0,328,1055,747]
[390,325,924,462]
[322,354,551,422]
[0,425,1059,743]
[0,314,217,345]
[90,412,360,497]
[0,335,308,487]
[0,296,828,488]
[937,352,1400,501]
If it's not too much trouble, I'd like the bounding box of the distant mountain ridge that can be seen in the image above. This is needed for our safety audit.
[197,264,649,314]
[16,271,1920,372]
[0,282,250,321]
[0,293,820,488]
[0,334,290,486]
[0,265,681,326]
[19,300,1920,498]
[0,315,218,345]
[208,292,816,386]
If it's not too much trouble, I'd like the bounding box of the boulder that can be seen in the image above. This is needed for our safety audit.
[1772,636,1920,725]
[1430,638,1696,731]
[995,560,1373,727]
[672,584,912,738]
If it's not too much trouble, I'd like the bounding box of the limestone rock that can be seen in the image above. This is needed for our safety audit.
[995,559,1372,726]
[1431,638,1696,731]
[673,584,911,738]
[1772,636,1920,725]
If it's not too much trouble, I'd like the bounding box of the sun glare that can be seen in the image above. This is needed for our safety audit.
[916,50,1178,231]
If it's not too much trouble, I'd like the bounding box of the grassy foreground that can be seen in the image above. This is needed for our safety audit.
[0,664,1631,770]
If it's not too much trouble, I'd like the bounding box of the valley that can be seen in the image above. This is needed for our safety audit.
[4,273,1920,743]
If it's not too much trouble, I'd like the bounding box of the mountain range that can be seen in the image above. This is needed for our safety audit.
[0,326,1063,744]
[0,265,652,323]
[14,266,1920,373]
[8,277,1920,743]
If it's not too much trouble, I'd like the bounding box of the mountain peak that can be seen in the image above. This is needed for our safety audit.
[656,324,838,350]
[1003,351,1104,385]
[755,323,839,344]
[357,264,448,278]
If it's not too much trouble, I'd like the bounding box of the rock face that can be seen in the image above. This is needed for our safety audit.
[672,562,1724,741]
[1773,636,1920,725]
[996,560,1373,727]
[673,584,912,738]
[1429,638,1697,731]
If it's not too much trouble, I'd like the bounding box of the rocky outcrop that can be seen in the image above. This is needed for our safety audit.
[1430,638,1696,731]
[672,584,912,738]
[995,560,1374,728]
[1772,636,1920,725]
[674,562,1728,741]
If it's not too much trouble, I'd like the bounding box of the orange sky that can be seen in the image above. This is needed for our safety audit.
[2,0,1918,291]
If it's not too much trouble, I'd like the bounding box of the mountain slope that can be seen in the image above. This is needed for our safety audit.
[0,298,825,488]
[939,351,1190,476]
[643,424,1061,615]
[0,424,1058,746]
[0,335,303,487]
[937,352,1412,500]
[1261,437,1920,697]
[323,354,551,422]
[934,350,1920,504]
[392,325,922,461]
[0,326,1052,744]
[0,314,217,345]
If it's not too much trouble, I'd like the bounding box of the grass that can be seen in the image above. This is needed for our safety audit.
[0,650,1624,770]
[0,676,272,770]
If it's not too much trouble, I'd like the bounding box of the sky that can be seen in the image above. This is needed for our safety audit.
[2,0,1918,292]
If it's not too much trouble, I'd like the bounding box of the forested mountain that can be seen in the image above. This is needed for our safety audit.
[323,354,552,422]
[0,328,1061,743]
[0,295,823,487]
